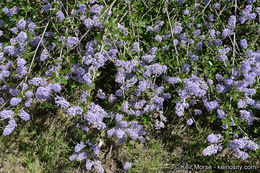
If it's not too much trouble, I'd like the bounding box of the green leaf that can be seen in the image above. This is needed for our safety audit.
[71,84,77,88]
[59,75,64,80]
[87,96,91,103]
[62,79,67,85]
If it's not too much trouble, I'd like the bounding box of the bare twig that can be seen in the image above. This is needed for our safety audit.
[229,0,237,110]
[25,20,50,82]
[66,30,90,54]
[119,11,129,23]
[251,34,259,47]
[127,0,135,38]
[194,0,212,20]
[165,5,180,73]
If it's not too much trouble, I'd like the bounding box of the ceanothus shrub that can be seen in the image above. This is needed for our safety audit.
[0,0,259,172]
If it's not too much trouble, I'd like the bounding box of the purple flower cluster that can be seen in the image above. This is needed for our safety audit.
[217,47,231,62]
[36,86,52,100]
[10,97,22,106]
[207,133,222,143]
[18,110,30,121]
[240,39,248,49]
[229,137,258,160]
[175,99,189,117]
[123,162,132,170]
[202,144,223,156]
[56,11,65,22]
[239,5,257,24]
[107,120,146,143]
[84,103,107,130]
[55,96,70,108]
[51,83,62,92]
[90,5,103,15]
[186,119,193,125]
[85,160,104,173]
[67,106,83,116]
[67,37,79,48]
[29,77,47,86]
[0,110,14,119]
[3,119,17,136]
[40,49,49,61]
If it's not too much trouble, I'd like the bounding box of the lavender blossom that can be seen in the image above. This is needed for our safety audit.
[0,110,14,119]
[84,103,107,130]
[29,77,47,86]
[155,35,162,42]
[109,94,117,102]
[0,97,4,104]
[166,76,181,84]
[28,22,36,31]
[194,109,202,115]
[115,113,123,122]
[67,37,79,48]
[10,97,22,106]
[25,91,33,98]
[56,11,65,22]
[4,46,15,55]
[119,121,128,128]
[115,128,125,139]
[240,39,248,49]
[17,19,26,30]
[16,31,27,46]
[96,89,106,99]
[222,29,233,39]
[18,110,30,121]
[17,57,26,66]
[40,49,49,61]
[55,96,70,109]
[67,106,83,116]
[51,83,62,92]
[202,144,222,156]
[240,110,254,125]
[228,15,236,30]
[132,42,140,53]
[75,141,86,152]
[0,52,3,61]
[214,39,222,46]
[149,47,158,55]
[214,3,221,9]
[183,63,189,73]
[204,100,219,111]
[69,152,88,161]
[42,3,52,12]
[35,86,52,100]
[208,14,214,21]
[217,109,226,119]
[173,22,182,34]
[3,119,17,136]
[90,5,103,15]
[207,133,222,143]
[123,162,132,170]
[184,9,190,15]
[175,99,189,117]
[142,54,156,63]
[186,119,193,125]
[195,42,203,50]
